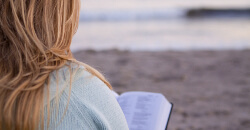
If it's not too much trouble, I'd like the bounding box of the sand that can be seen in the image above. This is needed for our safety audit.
[74,49,250,130]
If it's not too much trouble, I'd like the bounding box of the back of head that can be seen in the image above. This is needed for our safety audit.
[0,0,80,129]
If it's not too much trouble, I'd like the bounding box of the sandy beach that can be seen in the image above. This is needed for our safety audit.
[74,49,250,130]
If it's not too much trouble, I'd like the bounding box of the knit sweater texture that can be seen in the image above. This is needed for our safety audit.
[43,61,129,130]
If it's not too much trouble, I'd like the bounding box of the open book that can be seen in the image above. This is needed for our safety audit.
[113,91,173,130]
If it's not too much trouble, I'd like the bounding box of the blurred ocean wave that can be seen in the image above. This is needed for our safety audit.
[79,8,186,22]
[79,8,250,22]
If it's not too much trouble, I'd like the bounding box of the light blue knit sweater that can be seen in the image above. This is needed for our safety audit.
[43,61,129,130]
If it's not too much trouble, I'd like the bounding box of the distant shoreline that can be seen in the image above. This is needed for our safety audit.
[186,8,250,18]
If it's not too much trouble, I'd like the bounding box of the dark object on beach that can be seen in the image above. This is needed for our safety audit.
[186,8,250,18]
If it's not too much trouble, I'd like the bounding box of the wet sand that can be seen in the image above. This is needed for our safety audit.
[74,49,250,130]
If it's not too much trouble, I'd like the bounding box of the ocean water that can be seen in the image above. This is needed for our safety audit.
[71,0,250,52]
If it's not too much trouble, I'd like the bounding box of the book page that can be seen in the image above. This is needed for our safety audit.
[156,96,172,130]
[117,92,168,130]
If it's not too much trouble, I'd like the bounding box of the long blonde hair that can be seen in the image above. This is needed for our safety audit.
[0,0,111,129]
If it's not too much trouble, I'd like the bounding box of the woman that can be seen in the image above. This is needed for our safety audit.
[0,0,129,130]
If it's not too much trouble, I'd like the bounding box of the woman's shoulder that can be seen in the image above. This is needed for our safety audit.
[45,60,99,104]
[45,61,129,130]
